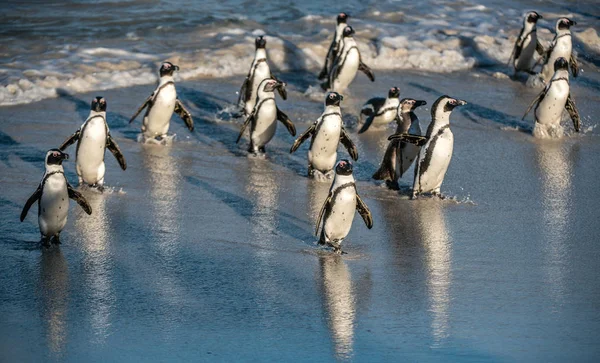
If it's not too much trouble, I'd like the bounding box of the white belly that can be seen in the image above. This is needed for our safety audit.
[309,119,342,173]
[535,81,569,126]
[542,39,571,81]
[144,85,176,137]
[324,188,356,243]
[245,64,271,116]
[251,100,277,147]
[333,49,359,93]
[415,130,454,194]
[371,108,397,128]
[398,143,420,178]
[77,119,107,184]
[515,34,537,71]
[39,175,69,236]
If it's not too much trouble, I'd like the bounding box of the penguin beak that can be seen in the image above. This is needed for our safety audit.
[569,19,576,26]
[536,13,543,20]
[457,100,467,106]
[415,100,427,107]
[173,65,180,71]
[62,153,69,161]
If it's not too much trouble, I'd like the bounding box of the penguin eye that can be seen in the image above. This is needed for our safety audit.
[329,94,335,99]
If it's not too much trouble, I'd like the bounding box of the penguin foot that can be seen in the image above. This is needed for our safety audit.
[385,180,400,190]
[51,235,61,245]
[40,236,51,248]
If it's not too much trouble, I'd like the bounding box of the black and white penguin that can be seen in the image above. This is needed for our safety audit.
[318,12,350,80]
[540,18,578,83]
[59,97,126,191]
[20,149,92,246]
[129,62,194,142]
[523,57,580,138]
[358,87,401,133]
[290,92,358,180]
[388,95,466,198]
[315,159,373,254]
[236,78,296,155]
[238,36,287,117]
[322,26,374,94]
[372,98,427,188]
[509,11,544,75]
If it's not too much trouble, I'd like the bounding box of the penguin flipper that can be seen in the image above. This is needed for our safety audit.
[106,133,127,170]
[388,133,428,146]
[315,192,333,236]
[130,94,153,123]
[238,77,249,106]
[59,129,80,151]
[508,31,522,66]
[276,108,296,136]
[67,184,92,215]
[570,53,579,78]
[522,89,545,120]
[358,61,375,82]
[174,99,194,132]
[236,114,255,144]
[290,122,316,153]
[535,40,545,56]
[356,193,373,229]
[271,75,288,100]
[20,186,42,222]
[340,127,358,161]
[565,94,581,132]
[358,115,375,134]
[372,140,398,181]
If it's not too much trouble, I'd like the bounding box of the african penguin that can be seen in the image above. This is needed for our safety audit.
[238,36,287,118]
[59,97,126,191]
[373,98,427,188]
[315,159,373,254]
[388,95,466,198]
[236,78,296,155]
[290,92,358,181]
[358,87,401,133]
[523,57,580,138]
[318,12,350,80]
[321,26,374,94]
[129,62,194,142]
[20,149,92,246]
[509,11,544,75]
[540,18,578,83]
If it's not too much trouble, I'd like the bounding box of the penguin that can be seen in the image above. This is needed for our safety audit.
[358,87,401,133]
[238,36,287,117]
[321,26,374,94]
[318,12,350,80]
[315,159,373,254]
[372,98,427,188]
[20,149,92,246]
[290,92,358,180]
[523,57,580,138]
[236,78,296,155]
[129,62,194,142]
[388,95,466,198]
[540,18,578,83]
[508,11,544,75]
[59,97,126,191]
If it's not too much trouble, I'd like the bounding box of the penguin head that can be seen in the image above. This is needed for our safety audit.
[262,78,285,93]
[255,36,267,49]
[91,96,107,112]
[432,95,467,118]
[388,87,401,99]
[399,98,427,113]
[557,17,576,31]
[553,57,569,72]
[45,149,69,166]
[337,12,349,25]
[325,92,343,106]
[342,26,355,38]
[335,159,353,176]
[526,11,542,24]
[159,62,179,77]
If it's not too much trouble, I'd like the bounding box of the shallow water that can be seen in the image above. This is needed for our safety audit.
[1,66,599,361]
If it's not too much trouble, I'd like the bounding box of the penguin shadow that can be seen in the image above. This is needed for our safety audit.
[0,130,45,169]
[457,35,501,69]
[184,175,315,245]
[56,88,92,119]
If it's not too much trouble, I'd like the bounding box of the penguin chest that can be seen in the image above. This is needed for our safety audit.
[333,48,359,92]
[39,175,69,236]
[416,130,454,193]
[536,81,569,125]
[246,64,271,114]
[398,124,421,178]
[372,106,398,128]
[251,100,278,146]
[77,120,107,183]
[145,86,176,136]
[515,33,537,70]
[309,119,342,172]
[324,188,357,242]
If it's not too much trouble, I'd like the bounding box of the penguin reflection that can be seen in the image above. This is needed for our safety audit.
[535,141,575,305]
[74,191,113,343]
[246,158,280,253]
[319,255,356,360]
[39,248,69,357]
[415,200,451,346]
